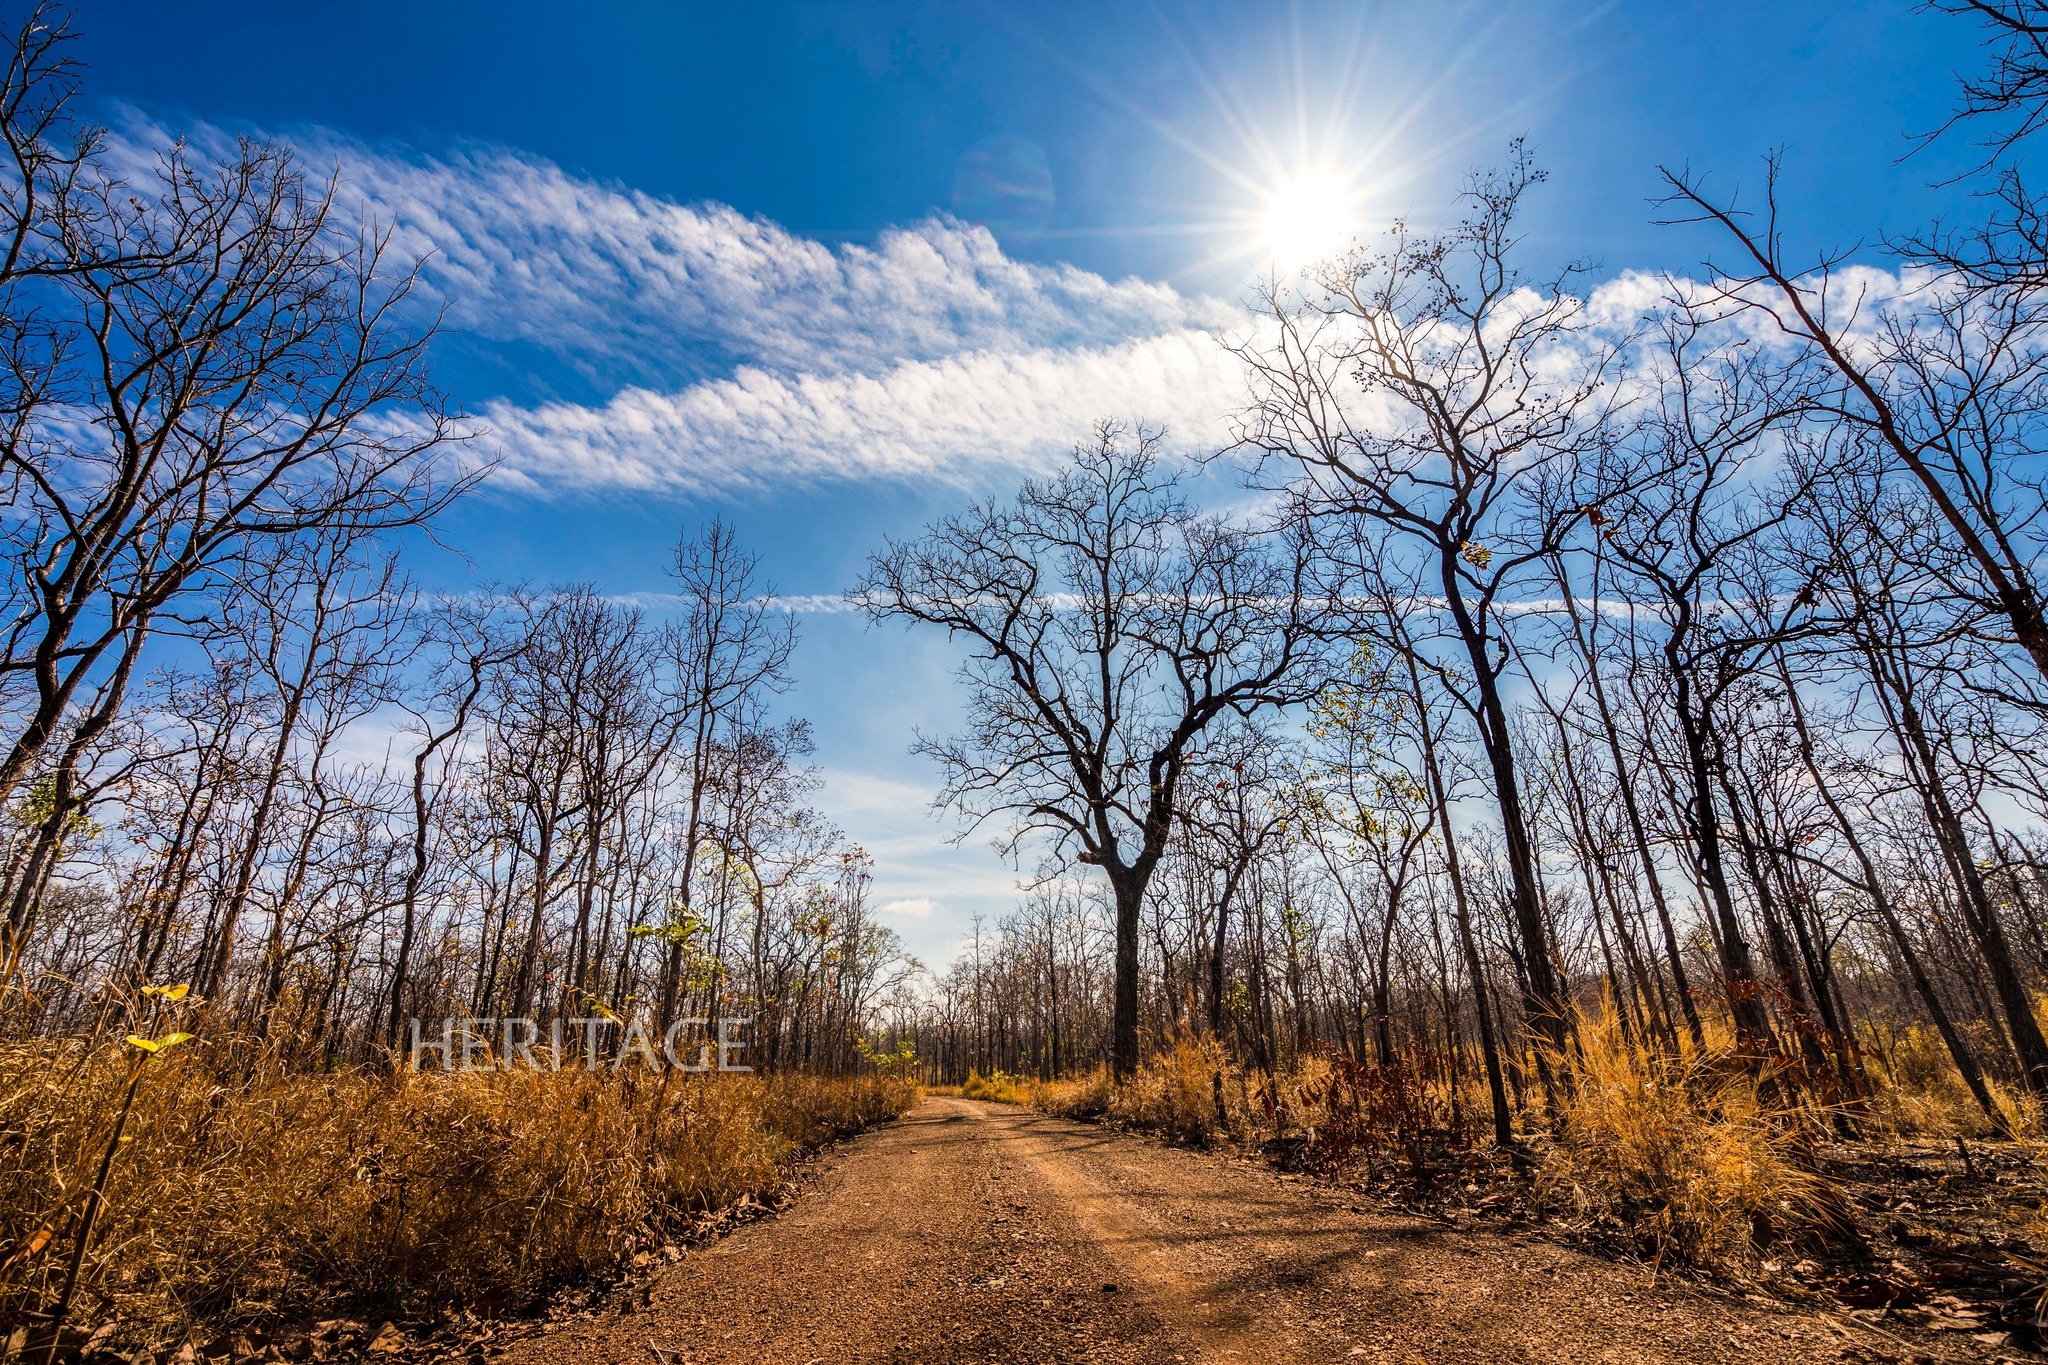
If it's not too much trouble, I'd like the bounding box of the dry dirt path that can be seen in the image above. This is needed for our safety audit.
[495,1096,1976,1364]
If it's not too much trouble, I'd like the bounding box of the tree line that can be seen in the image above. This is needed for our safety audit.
[13,0,2048,1145]
[0,8,914,1073]
[871,4,2048,1144]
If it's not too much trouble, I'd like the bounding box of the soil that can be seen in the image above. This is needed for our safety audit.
[472,1097,2018,1364]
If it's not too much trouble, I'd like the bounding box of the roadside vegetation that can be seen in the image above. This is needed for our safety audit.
[1014,1011,2045,1339]
[0,1028,916,1358]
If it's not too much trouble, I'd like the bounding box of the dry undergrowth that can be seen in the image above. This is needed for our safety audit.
[1029,1030,1225,1146]
[1024,1010,1972,1280]
[959,1069,1032,1105]
[1533,1008,1850,1272]
[0,1037,918,1356]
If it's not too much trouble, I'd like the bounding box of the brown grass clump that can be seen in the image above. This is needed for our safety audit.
[959,1070,1031,1104]
[1103,1029,1226,1145]
[1535,1008,1845,1275]
[1030,1031,1228,1145]
[1273,1053,1473,1181]
[0,1037,918,1353]
[1028,1066,1116,1121]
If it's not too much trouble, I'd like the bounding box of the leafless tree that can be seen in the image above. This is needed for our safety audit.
[860,422,1333,1079]
[0,9,466,981]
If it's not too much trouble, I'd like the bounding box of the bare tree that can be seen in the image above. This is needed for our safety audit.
[382,599,524,1050]
[652,521,796,1028]
[860,422,1332,1079]
[1663,164,2048,700]
[0,9,466,838]
[1585,317,1817,1054]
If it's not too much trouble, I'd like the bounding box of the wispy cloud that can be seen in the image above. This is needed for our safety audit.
[339,144,1243,385]
[460,328,1248,497]
[105,113,1263,499]
[118,111,1241,386]
[108,113,1923,505]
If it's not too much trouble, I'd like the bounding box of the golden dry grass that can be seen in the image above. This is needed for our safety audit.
[0,1037,918,1350]
[1027,1008,1942,1276]
[1533,1007,1846,1273]
[1029,1030,1227,1145]
[1862,1018,2038,1141]
[959,1070,1031,1104]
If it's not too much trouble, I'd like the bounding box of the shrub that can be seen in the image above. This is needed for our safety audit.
[1114,1029,1228,1145]
[0,1038,918,1353]
[1289,1053,1473,1181]
[1031,1067,1116,1121]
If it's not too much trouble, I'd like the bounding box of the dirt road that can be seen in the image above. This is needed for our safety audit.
[496,1096,1971,1364]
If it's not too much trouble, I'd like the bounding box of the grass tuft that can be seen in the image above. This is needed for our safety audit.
[960,1069,1031,1104]
[1532,1008,1851,1274]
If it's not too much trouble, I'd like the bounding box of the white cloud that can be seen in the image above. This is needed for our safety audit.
[460,327,1248,498]
[881,897,940,921]
[111,112,1936,504]
[107,112,1259,498]
[335,144,1241,383]
[116,112,1237,381]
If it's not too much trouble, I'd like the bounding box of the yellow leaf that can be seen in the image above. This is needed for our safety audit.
[125,1035,159,1053]
[143,982,192,1002]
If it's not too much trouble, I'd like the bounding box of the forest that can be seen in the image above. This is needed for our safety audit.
[11,0,2048,1360]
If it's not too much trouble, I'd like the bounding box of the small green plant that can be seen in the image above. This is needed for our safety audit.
[855,1035,917,1073]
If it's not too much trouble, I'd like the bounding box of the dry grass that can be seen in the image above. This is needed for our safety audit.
[0,1036,918,1353]
[1105,1030,1227,1145]
[1030,1067,1116,1122]
[1027,1010,1891,1277]
[1034,1034,1480,1176]
[1533,1008,1849,1274]
[959,1070,1032,1105]
[1863,1020,2037,1141]
[1029,1031,1227,1146]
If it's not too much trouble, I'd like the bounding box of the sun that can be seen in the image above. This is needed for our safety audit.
[1257,168,1358,270]
[1259,168,1356,268]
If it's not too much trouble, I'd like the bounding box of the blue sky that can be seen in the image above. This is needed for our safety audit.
[87,0,1993,966]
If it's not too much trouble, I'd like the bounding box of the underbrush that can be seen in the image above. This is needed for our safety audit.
[1534,1009,1852,1273]
[960,1069,1032,1104]
[1032,1030,1473,1172]
[0,1038,918,1357]
[1029,1032,1222,1144]
[1026,1009,2001,1281]
[1862,1019,2037,1141]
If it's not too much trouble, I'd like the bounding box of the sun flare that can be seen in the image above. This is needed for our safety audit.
[1257,167,1357,269]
